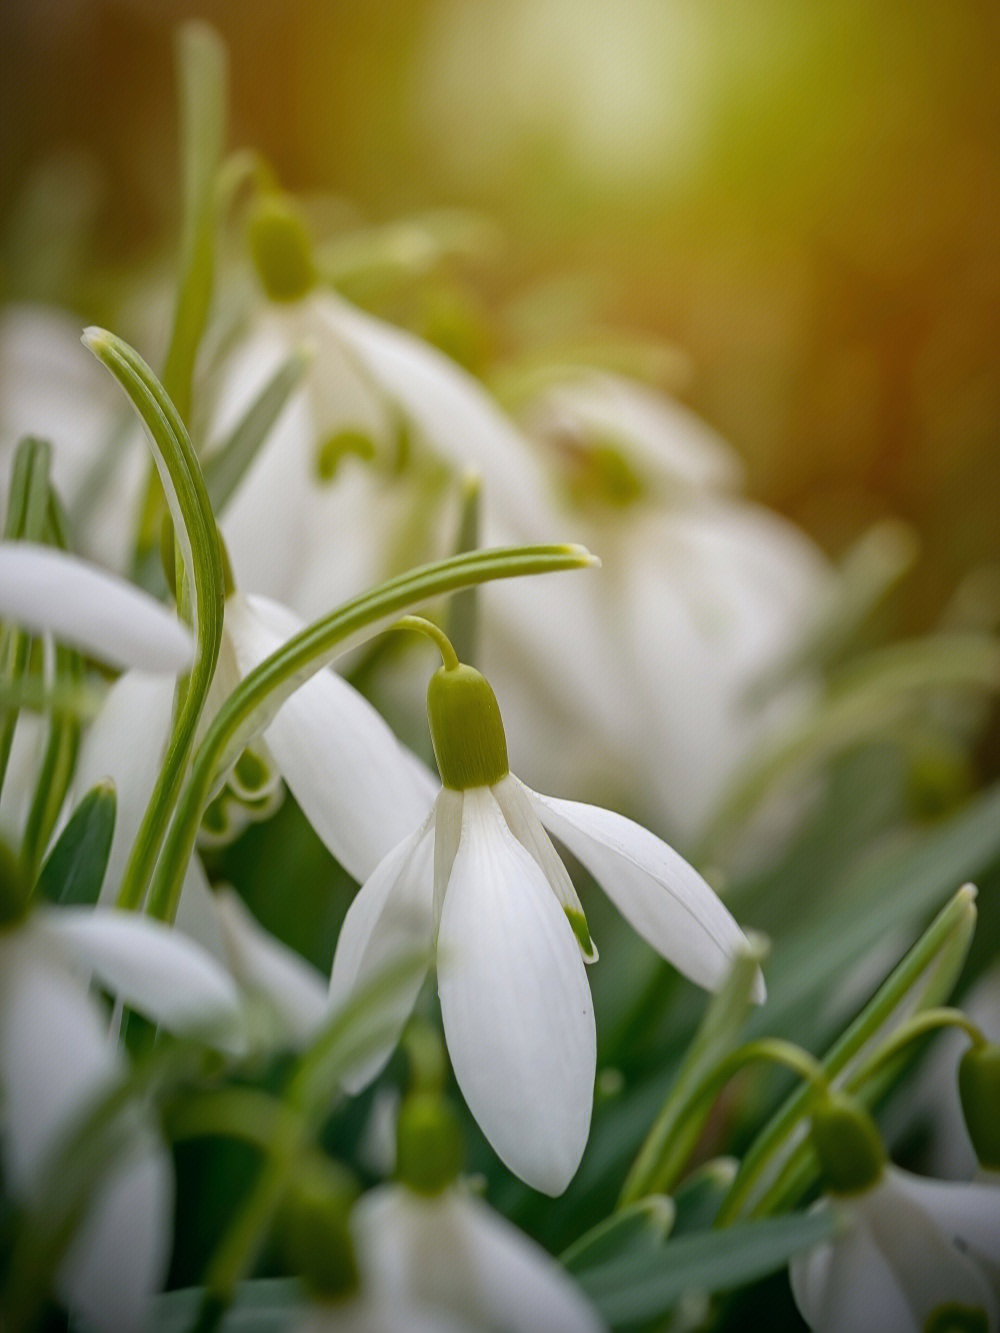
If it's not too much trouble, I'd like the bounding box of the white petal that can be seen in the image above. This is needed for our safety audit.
[527,785,765,1001]
[329,814,436,1093]
[490,773,596,960]
[319,297,554,539]
[227,593,437,882]
[38,907,247,1055]
[354,1185,606,1333]
[0,542,192,672]
[437,788,595,1195]
[0,925,172,1333]
[889,1167,1000,1273]
[213,887,328,1047]
[433,786,463,928]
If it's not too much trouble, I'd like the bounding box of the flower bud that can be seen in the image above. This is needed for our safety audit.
[809,1092,886,1195]
[247,194,316,303]
[277,1160,360,1299]
[426,663,509,791]
[959,1043,1000,1172]
[396,1091,464,1196]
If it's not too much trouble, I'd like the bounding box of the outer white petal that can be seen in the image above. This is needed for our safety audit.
[227,592,437,882]
[329,814,436,1093]
[437,788,595,1195]
[319,297,554,539]
[354,1185,606,1333]
[490,773,596,960]
[889,1167,1000,1278]
[0,542,193,672]
[525,783,765,1000]
[213,887,328,1047]
[38,907,247,1055]
[0,924,172,1333]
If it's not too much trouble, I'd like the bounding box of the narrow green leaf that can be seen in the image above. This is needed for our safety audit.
[34,781,116,906]
[203,346,310,514]
[146,544,597,923]
[446,472,482,667]
[148,1279,299,1333]
[160,21,228,424]
[619,937,768,1206]
[577,1211,834,1324]
[83,330,225,912]
[562,1196,674,1276]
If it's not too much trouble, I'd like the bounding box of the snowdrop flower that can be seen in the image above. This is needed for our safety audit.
[0,541,193,674]
[0,306,148,571]
[0,877,245,1332]
[789,1093,1000,1333]
[330,626,764,1194]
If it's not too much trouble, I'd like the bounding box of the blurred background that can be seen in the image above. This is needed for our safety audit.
[2,0,999,625]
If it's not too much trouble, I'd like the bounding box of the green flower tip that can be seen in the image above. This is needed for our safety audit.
[0,839,28,928]
[427,662,509,791]
[396,1092,465,1196]
[924,1304,990,1333]
[278,1163,360,1299]
[565,907,597,962]
[809,1092,885,1196]
[247,193,317,302]
[959,1043,1000,1172]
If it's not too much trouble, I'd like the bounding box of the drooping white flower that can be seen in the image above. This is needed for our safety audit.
[0,541,193,674]
[352,1182,607,1333]
[790,1093,1000,1333]
[790,1167,1000,1333]
[330,653,764,1195]
[0,901,247,1333]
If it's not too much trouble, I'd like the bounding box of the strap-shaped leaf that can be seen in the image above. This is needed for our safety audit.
[35,781,116,907]
[83,330,225,911]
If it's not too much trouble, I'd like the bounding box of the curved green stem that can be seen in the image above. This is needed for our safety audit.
[146,543,594,922]
[393,615,460,670]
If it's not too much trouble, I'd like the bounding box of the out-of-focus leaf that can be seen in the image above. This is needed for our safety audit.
[34,781,116,906]
[146,1279,300,1333]
[561,1195,674,1275]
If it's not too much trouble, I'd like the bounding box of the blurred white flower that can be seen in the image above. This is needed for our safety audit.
[790,1167,1000,1333]
[0,541,193,674]
[0,305,147,571]
[0,902,248,1333]
[351,1181,607,1333]
[330,662,763,1195]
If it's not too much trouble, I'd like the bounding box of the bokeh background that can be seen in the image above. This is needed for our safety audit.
[2,0,999,624]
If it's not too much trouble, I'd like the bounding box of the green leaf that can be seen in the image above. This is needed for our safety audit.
[446,472,482,668]
[34,781,116,907]
[576,1211,834,1324]
[203,346,311,516]
[562,1196,674,1275]
[619,937,768,1205]
[146,1279,300,1333]
[160,21,228,425]
[83,330,225,913]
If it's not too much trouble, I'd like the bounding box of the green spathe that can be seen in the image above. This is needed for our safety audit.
[247,194,316,302]
[959,1043,1000,1172]
[427,663,510,791]
[809,1093,885,1196]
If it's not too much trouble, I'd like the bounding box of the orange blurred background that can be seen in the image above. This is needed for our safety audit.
[2,0,999,626]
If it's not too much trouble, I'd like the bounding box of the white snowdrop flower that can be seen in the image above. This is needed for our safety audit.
[0,541,193,674]
[352,1184,606,1333]
[790,1093,1000,1333]
[0,889,248,1332]
[330,634,764,1195]
[0,305,148,571]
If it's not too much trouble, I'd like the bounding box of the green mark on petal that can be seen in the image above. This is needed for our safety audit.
[565,906,598,962]
[925,1304,989,1333]
[314,429,377,482]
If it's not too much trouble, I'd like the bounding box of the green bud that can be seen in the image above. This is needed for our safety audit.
[959,1043,1000,1171]
[809,1092,885,1195]
[0,839,28,927]
[396,1092,464,1196]
[278,1160,360,1299]
[426,664,509,791]
[247,194,316,303]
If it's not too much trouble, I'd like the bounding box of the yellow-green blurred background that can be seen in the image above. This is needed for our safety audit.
[2,0,999,623]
